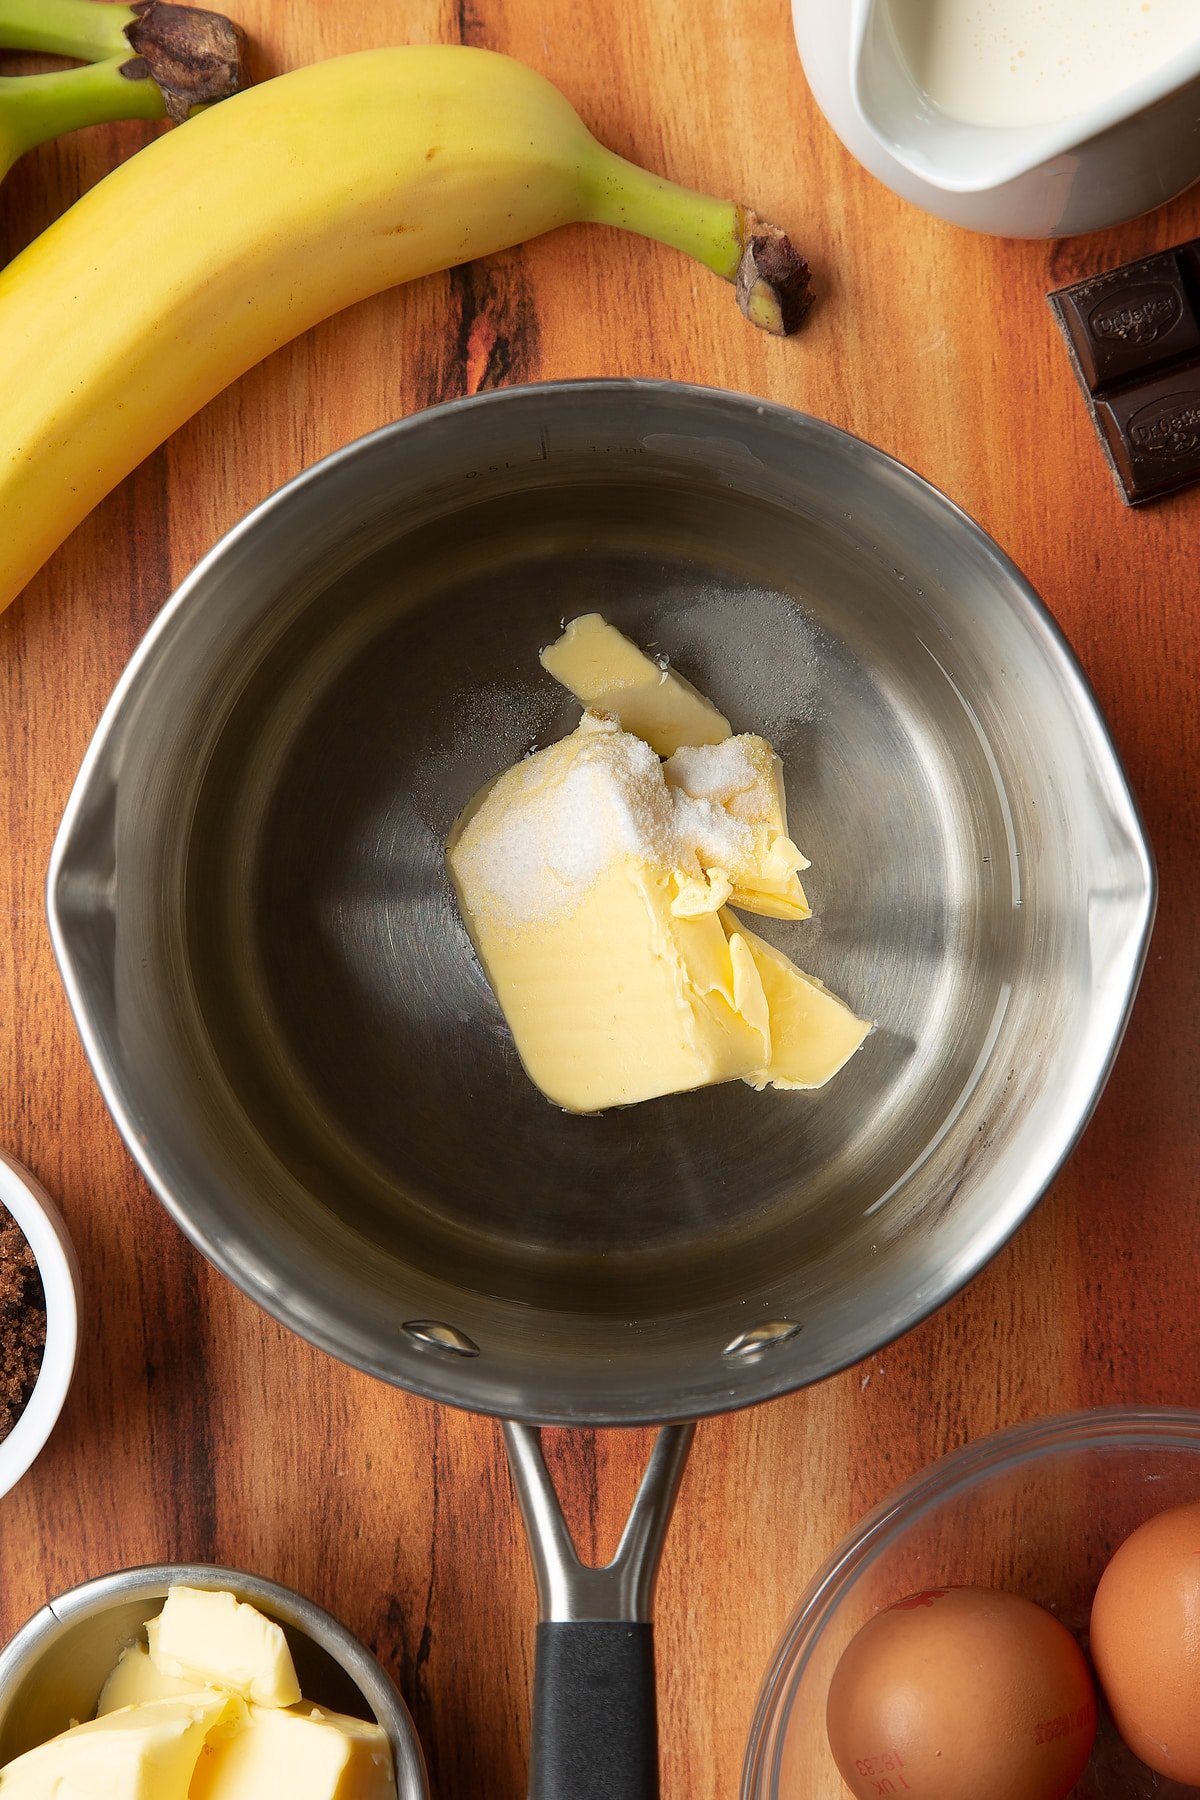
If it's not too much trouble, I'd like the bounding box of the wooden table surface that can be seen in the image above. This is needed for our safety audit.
[2,2,1198,1795]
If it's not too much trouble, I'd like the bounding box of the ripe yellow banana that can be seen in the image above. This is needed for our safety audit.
[0,44,810,615]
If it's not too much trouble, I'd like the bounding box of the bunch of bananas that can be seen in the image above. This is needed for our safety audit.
[0,19,811,616]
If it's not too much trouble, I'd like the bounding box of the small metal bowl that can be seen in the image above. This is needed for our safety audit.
[0,1152,79,1500]
[0,1562,428,1796]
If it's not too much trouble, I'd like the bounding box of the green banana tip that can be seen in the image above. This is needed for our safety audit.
[736,210,813,337]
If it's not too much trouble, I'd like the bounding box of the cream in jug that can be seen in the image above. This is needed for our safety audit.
[886,0,1200,127]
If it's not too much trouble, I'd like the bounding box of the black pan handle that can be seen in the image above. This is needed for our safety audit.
[530,1620,658,1800]
[503,1422,695,1800]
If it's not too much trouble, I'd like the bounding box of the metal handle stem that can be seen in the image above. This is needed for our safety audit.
[502,1421,695,1622]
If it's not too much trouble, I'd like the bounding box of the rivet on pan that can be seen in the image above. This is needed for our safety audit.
[722,1320,803,1361]
[402,1320,481,1358]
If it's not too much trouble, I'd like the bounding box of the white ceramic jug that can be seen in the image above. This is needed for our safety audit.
[794,0,1200,237]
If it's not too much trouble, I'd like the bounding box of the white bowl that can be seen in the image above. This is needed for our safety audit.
[0,1153,79,1498]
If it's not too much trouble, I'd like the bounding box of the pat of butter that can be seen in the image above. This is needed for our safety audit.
[147,1588,301,1709]
[449,717,783,1110]
[541,613,731,756]
[0,1695,232,1799]
[454,854,772,1111]
[98,1645,200,1715]
[450,642,870,1110]
[664,737,810,920]
[190,1703,396,1800]
[731,917,873,1089]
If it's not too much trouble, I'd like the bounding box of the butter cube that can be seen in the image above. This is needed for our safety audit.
[189,1703,396,1800]
[98,1644,199,1714]
[449,711,873,1111]
[0,1694,231,1799]
[732,916,872,1089]
[147,1588,301,1708]
[541,613,731,756]
[454,854,772,1111]
[664,737,810,919]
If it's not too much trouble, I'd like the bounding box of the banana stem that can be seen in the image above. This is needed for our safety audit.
[0,2,247,128]
[2,56,164,156]
[0,0,135,61]
[586,149,743,279]
[586,146,814,336]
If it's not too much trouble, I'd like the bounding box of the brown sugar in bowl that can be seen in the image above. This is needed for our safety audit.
[0,1154,79,1498]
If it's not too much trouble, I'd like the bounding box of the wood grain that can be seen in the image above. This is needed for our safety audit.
[1,2,1198,1796]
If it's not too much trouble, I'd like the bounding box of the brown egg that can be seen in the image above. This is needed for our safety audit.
[1090,1502,1200,1783]
[825,1586,1097,1799]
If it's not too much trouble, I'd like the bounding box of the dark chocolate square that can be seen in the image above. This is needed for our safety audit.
[1052,249,1200,391]
[1049,236,1200,504]
[1095,374,1200,503]
[1178,241,1200,299]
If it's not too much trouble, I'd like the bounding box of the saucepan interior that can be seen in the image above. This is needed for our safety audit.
[48,382,1153,1423]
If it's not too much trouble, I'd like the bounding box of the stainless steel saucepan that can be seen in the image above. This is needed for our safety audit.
[48,382,1154,1797]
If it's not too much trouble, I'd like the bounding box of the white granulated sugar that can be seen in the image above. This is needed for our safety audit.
[452,716,765,925]
[460,680,559,749]
[414,679,563,832]
[664,739,761,803]
[660,587,828,742]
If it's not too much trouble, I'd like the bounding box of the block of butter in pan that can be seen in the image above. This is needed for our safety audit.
[539,610,731,756]
[448,617,871,1112]
[0,1588,396,1800]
